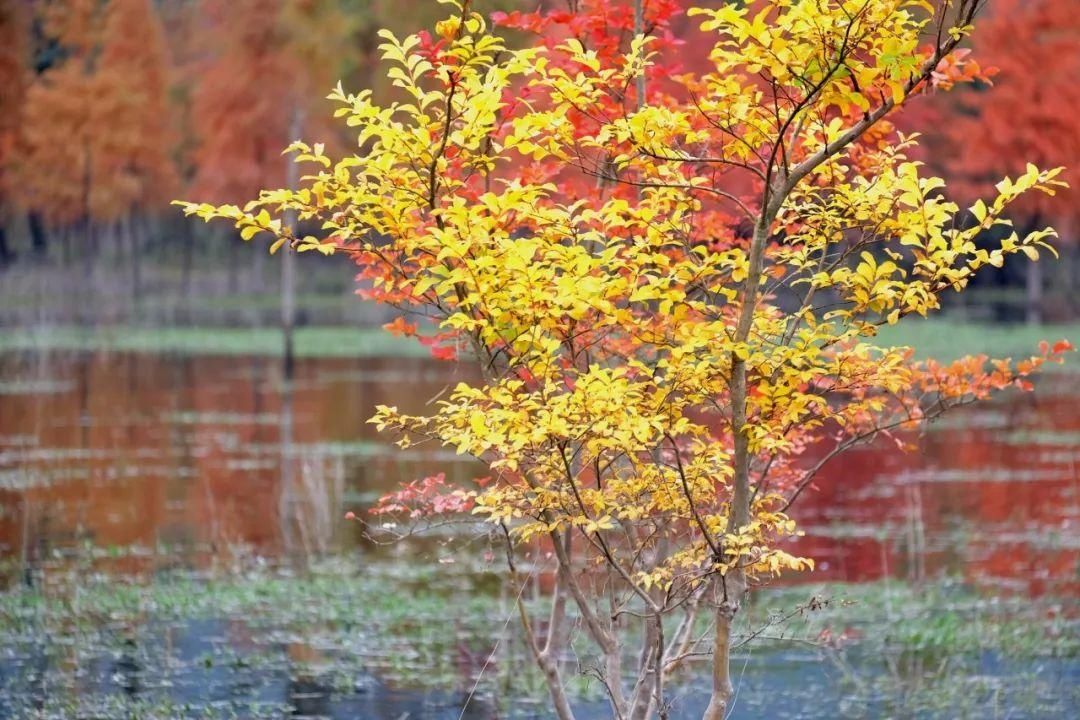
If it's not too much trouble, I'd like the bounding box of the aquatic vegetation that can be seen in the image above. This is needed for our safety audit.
[1,559,1076,719]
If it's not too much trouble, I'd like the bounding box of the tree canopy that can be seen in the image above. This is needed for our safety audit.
[173,0,1071,717]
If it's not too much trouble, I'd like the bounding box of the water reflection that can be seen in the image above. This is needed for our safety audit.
[1,351,1076,593]
[0,351,484,581]
[785,370,1079,595]
[0,349,1078,718]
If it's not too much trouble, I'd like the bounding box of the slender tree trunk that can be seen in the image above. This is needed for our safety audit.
[1048,216,1075,317]
[534,648,577,720]
[0,224,13,266]
[129,216,143,306]
[629,614,665,720]
[279,107,303,569]
[1025,258,1042,325]
[83,219,95,282]
[180,218,195,324]
[227,234,239,295]
[703,213,774,720]
[1066,244,1079,318]
[518,587,578,720]
[112,220,123,267]
[28,211,47,259]
[78,220,97,326]
[705,602,735,720]
[634,0,646,106]
[508,533,578,720]
[253,230,265,291]
[283,106,302,381]
[61,225,71,267]
[1023,214,1044,325]
[625,36,669,712]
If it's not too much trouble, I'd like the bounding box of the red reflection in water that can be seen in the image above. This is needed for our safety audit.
[0,352,481,580]
[783,373,1079,595]
[0,352,1076,595]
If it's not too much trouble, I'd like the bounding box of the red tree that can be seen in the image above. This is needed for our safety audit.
[91,0,177,222]
[916,0,1080,322]
[14,0,99,234]
[14,0,176,274]
[187,0,359,205]
[0,1,28,263]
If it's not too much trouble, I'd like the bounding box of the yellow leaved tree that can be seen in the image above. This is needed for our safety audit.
[178,1,1071,717]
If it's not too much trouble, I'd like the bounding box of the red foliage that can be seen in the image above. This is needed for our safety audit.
[915,0,1080,232]
[0,3,26,207]
[90,0,177,220]
[370,472,476,518]
[916,338,1073,400]
[187,0,299,204]
[13,0,174,225]
[186,0,357,205]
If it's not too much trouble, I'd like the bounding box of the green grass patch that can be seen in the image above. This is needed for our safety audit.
[0,325,428,358]
[3,318,1079,364]
[872,317,1080,364]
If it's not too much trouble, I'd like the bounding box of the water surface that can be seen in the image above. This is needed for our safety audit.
[0,350,1077,718]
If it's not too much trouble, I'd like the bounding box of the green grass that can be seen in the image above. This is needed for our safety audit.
[0,325,427,358]
[0,317,1077,364]
[871,317,1080,363]
[137,292,353,312]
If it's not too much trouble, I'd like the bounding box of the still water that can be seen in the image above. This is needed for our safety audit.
[0,350,1077,718]
[2,351,1076,589]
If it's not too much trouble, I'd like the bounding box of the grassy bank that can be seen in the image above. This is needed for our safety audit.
[0,325,426,358]
[873,317,1080,363]
[0,318,1077,366]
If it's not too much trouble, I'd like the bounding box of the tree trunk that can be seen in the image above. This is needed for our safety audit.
[253,231,266,291]
[130,217,143,306]
[703,601,735,720]
[283,106,302,381]
[180,217,195,324]
[1025,257,1042,325]
[79,220,97,326]
[629,614,665,720]
[61,225,71,267]
[83,219,96,282]
[28,211,47,259]
[1068,245,1079,318]
[279,107,303,569]
[1050,218,1075,319]
[510,544,578,720]
[703,213,774,720]
[536,652,577,720]
[0,224,13,266]
[227,232,239,295]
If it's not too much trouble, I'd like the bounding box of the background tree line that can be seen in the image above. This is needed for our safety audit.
[0,0,1076,324]
[0,0,509,325]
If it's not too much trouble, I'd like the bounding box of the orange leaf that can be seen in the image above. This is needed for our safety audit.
[383,317,418,337]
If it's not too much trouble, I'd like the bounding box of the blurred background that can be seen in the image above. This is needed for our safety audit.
[0,0,519,330]
[0,1,1077,718]
[0,0,1076,327]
